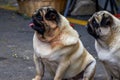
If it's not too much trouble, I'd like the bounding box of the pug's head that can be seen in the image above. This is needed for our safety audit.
[87,11,115,39]
[30,6,61,37]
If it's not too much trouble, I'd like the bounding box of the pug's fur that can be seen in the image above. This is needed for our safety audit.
[87,11,120,80]
[30,6,96,80]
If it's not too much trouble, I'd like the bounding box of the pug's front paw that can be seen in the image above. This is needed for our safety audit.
[32,75,42,80]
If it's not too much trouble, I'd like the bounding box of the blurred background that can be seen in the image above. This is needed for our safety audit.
[0,0,120,80]
[1,0,120,25]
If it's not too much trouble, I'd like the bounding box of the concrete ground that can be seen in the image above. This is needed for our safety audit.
[0,9,106,80]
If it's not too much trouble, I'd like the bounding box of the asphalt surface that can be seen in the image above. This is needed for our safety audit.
[0,9,106,80]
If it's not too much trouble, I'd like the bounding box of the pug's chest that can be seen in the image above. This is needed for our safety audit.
[95,46,120,65]
[96,49,113,61]
[33,40,63,61]
[34,44,52,56]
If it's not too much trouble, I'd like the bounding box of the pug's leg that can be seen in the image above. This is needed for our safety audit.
[54,60,70,80]
[102,64,113,80]
[83,60,96,80]
[32,54,44,80]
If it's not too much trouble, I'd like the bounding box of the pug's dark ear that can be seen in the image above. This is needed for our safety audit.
[49,12,56,19]
[45,9,59,20]
[101,14,113,27]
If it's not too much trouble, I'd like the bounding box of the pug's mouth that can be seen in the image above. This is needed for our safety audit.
[29,19,46,35]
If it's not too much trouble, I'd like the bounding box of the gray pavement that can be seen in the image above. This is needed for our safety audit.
[0,9,106,80]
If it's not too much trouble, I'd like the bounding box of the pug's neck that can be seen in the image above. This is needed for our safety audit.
[96,29,120,49]
[36,26,62,43]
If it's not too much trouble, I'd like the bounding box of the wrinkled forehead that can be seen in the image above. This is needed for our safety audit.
[33,6,54,16]
[89,11,112,22]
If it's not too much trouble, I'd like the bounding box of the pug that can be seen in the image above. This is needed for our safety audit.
[30,6,96,80]
[87,11,120,80]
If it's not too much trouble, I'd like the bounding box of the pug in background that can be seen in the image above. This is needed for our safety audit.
[87,11,120,80]
[29,6,96,80]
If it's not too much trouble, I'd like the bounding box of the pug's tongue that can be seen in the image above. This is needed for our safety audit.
[29,22,35,27]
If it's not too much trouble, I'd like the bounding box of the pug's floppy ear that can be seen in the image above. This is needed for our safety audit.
[101,14,113,27]
[50,12,56,19]
[45,9,59,20]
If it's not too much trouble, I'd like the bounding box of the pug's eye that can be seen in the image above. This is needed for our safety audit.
[92,19,99,28]
[35,12,43,21]
[37,16,43,21]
